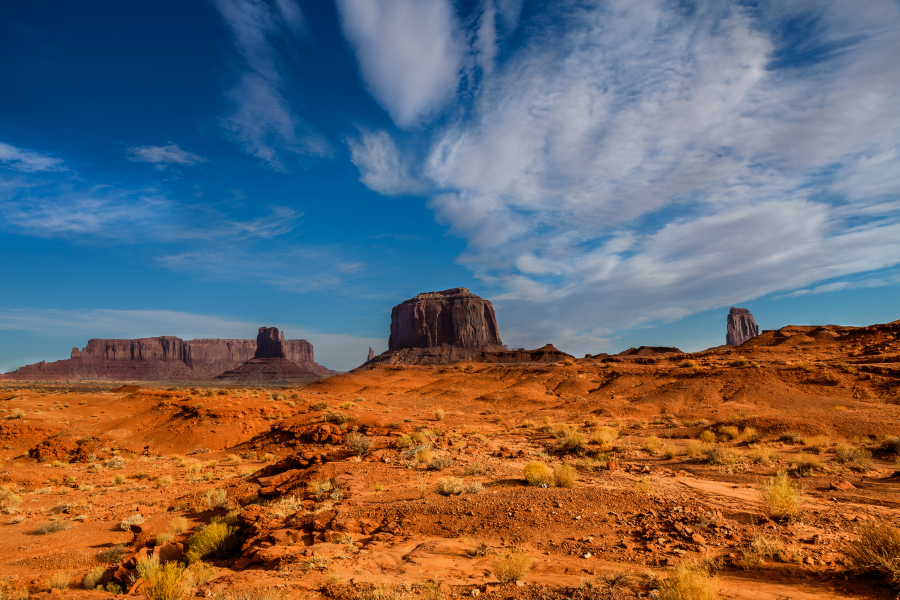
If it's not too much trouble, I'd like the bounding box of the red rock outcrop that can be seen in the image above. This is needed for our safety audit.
[477,343,575,364]
[256,327,285,359]
[726,307,760,346]
[215,327,322,383]
[366,288,506,365]
[3,329,333,381]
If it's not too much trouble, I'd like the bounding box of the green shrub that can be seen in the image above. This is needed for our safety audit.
[186,522,240,564]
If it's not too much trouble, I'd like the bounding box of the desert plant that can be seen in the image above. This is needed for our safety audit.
[741,427,761,444]
[427,457,454,471]
[795,361,815,372]
[464,460,487,476]
[881,437,900,455]
[748,447,778,465]
[523,461,554,487]
[308,479,333,501]
[835,444,872,471]
[466,482,485,494]
[436,477,464,496]
[642,435,662,454]
[685,440,704,458]
[310,402,328,411]
[120,513,145,531]
[634,476,652,495]
[492,548,532,583]
[416,447,433,464]
[136,554,161,579]
[679,360,697,368]
[554,464,577,488]
[345,432,374,457]
[779,430,803,444]
[169,516,188,534]
[558,426,585,451]
[111,474,125,485]
[658,561,718,600]
[803,435,830,453]
[842,523,900,586]
[6,408,25,420]
[699,430,717,444]
[759,471,802,521]
[35,520,70,534]
[46,572,69,590]
[188,561,216,586]
[719,425,740,441]
[204,489,228,509]
[433,408,445,421]
[83,565,106,589]
[791,452,820,476]
[730,357,748,367]
[98,543,126,563]
[590,426,618,449]
[322,409,352,424]
[156,533,174,546]
[156,476,173,488]
[186,522,239,563]
[261,453,275,462]
[144,561,195,600]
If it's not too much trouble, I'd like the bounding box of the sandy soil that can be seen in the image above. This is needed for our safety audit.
[1,320,899,599]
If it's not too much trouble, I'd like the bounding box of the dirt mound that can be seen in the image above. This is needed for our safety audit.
[215,357,324,383]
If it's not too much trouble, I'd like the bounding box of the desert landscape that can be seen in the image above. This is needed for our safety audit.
[1,290,899,600]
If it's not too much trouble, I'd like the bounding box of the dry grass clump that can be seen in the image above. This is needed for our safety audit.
[0,486,22,514]
[590,426,618,449]
[97,543,127,563]
[156,476,173,488]
[322,409,353,425]
[308,479,334,501]
[842,523,900,587]
[553,465,578,488]
[759,471,802,521]
[433,408,445,421]
[747,447,778,465]
[556,425,585,451]
[699,430,717,444]
[642,435,662,454]
[35,520,70,534]
[835,444,872,471]
[718,425,740,441]
[795,361,815,372]
[436,477,464,496]
[169,516,189,534]
[779,430,803,444]
[791,452,821,476]
[523,461,554,487]
[83,565,106,589]
[186,522,239,563]
[492,548,533,583]
[144,561,195,600]
[685,440,705,458]
[738,536,802,569]
[679,360,697,368]
[204,489,229,509]
[803,435,831,453]
[658,561,718,600]
[344,432,373,457]
[47,572,70,590]
[730,357,748,367]
[137,554,161,579]
[741,427,761,444]
[881,437,900,455]
[6,408,25,420]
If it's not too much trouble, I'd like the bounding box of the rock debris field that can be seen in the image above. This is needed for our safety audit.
[1,319,900,599]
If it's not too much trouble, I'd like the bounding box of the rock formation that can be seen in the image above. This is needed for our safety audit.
[367,288,506,365]
[215,327,322,383]
[367,347,375,362]
[726,307,760,346]
[478,344,575,364]
[3,329,333,381]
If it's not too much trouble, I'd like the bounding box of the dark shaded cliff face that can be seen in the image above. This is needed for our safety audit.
[388,288,503,351]
[255,327,285,359]
[727,307,760,346]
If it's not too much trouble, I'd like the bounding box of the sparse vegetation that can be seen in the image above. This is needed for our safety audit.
[144,561,195,600]
[759,471,802,521]
[554,464,577,488]
[433,408,445,421]
[47,572,69,590]
[803,435,830,453]
[204,489,229,509]
[345,432,374,457]
[843,523,900,587]
[35,520,70,534]
[699,430,717,444]
[83,565,106,589]
[492,548,533,582]
[5,408,25,420]
[169,516,188,534]
[436,477,464,496]
[642,435,662,454]
[523,461,554,487]
[658,561,718,600]
[186,521,240,563]
[835,444,872,471]
[791,452,821,476]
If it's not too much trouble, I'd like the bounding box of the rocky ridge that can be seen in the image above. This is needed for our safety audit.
[726,307,760,346]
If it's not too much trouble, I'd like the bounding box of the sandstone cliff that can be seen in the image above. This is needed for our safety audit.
[726,307,760,346]
[4,330,332,381]
[367,288,506,365]
[215,327,321,383]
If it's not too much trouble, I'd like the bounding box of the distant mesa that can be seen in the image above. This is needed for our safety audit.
[2,327,334,382]
[727,307,760,346]
[363,288,574,366]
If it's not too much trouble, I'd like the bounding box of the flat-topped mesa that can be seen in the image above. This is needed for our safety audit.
[727,307,760,346]
[255,327,285,359]
[389,287,503,351]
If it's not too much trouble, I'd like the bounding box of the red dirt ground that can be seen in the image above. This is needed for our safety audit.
[1,320,899,599]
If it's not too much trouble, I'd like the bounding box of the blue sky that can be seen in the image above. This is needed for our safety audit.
[1,0,899,372]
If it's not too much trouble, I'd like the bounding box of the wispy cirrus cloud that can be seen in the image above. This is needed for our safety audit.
[0,141,65,172]
[214,0,329,169]
[125,142,206,167]
[347,129,423,195]
[347,0,900,353]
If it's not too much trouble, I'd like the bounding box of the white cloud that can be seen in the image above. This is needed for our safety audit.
[351,0,900,352]
[0,142,65,172]
[347,129,422,195]
[214,0,329,169]
[125,143,205,167]
[0,307,384,372]
[336,0,466,127]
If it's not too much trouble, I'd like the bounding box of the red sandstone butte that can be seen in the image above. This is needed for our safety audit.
[4,330,333,381]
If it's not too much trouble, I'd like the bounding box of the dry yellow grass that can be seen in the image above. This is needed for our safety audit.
[658,561,719,600]
[843,523,900,586]
[492,548,533,582]
[523,461,554,486]
[759,471,802,521]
